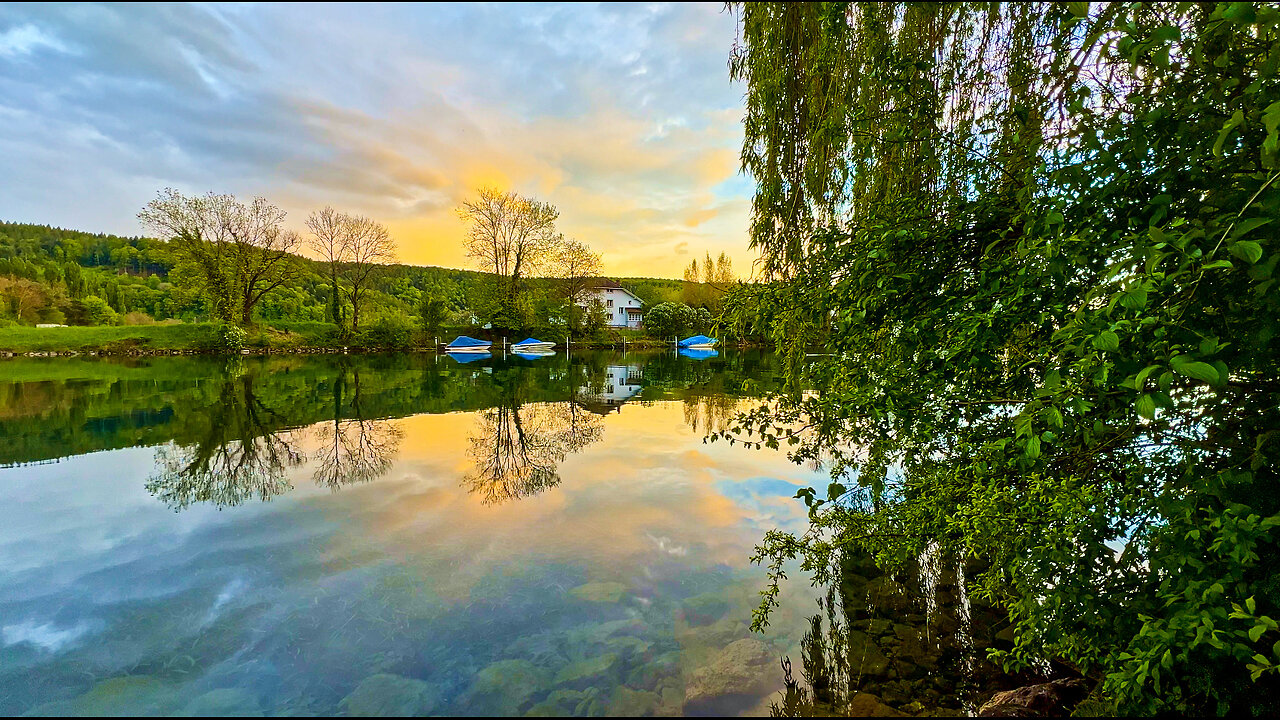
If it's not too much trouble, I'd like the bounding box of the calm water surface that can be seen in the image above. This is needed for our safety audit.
[0,350,829,716]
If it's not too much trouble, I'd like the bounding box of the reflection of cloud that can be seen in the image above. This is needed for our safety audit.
[647,533,689,557]
[2,619,94,652]
[0,3,755,278]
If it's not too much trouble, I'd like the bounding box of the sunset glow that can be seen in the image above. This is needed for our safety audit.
[0,3,753,278]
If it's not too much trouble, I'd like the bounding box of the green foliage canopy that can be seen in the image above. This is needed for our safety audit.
[726,1,1280,714]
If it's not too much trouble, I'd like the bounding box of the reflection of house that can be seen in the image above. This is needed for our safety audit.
[577,365,645,414]
[576,279,644,328]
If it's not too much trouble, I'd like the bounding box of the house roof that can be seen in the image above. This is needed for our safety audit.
[579,279,645,306]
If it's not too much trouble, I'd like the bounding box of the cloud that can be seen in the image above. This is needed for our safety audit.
[0,3,754,278]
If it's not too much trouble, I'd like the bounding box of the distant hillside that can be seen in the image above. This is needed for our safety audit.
[0,221,693,327]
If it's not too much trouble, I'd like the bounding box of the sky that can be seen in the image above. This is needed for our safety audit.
[0,2,756,279]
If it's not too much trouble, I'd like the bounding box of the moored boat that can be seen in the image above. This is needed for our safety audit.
[677,334,717,350]
[511,337,556,352]
[446,335,492,353]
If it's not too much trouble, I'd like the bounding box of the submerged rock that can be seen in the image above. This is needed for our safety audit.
[178,688,263,717]
[682,637,774,705]
[462,660,551,716]
[340,673,439,717]
[977,678,1089,717]
[569,581,629,603]
[607,686,661,716]
[845,692,908,717]
[26,675,181,716]
[554,652,622,686]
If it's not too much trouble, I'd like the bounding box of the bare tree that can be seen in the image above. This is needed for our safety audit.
[554,238,603,303]
[304,208,396,336]
[552,238,603,338]
[139,188,299,325]
[305,206,348,329]
[343,216,396,335]
[457,187,561,328]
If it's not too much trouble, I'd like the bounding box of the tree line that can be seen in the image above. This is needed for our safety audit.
[0,188,732,342]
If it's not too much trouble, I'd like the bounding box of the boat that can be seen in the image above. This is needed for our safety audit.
[446,351,491,364]
[446,335,492,353]
[677,334,717,350]
[511,337,556,352]
[679,348,719,361]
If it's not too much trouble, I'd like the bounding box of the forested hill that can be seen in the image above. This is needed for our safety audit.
[0,221,690,327]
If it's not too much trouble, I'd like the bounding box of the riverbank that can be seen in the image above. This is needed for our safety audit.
[0,322,713,356]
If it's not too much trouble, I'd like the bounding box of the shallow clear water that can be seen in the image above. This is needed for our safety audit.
[0,350,826,716]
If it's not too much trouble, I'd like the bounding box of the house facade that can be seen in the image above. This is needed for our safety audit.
[576,279,644,328]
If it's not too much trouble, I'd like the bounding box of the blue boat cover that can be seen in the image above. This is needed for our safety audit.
[679,348,719,360]
[447,335,490,348]
[677,335,716,348]
[512,337,545,346]
[446,351,491,363]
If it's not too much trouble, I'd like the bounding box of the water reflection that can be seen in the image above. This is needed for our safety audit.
[0,350,828,717]
[146,369,304,510]
[311,366,403,491]
[145,362,404,509]
[771,552,1022,716]
[464,401,603,504]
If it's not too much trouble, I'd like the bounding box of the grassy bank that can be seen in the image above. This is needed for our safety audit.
[0,322,689,355]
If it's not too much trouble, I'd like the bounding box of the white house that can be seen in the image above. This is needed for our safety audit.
[576,279,644,328]
[577,364,645,414]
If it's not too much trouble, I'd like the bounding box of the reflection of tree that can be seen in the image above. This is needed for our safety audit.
[146,372,303,510]
[682,394,741,434]
[312,367,403,490]
[772,552,1019,717]
[464,400,604,504]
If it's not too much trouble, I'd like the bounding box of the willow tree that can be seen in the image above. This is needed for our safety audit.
[726,2,1280,715]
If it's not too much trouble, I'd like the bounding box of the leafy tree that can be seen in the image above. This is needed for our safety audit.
[645,301,697,339]
[418,291,448,339]
[726,1,1280,715]
[78,295,117,326]
[138,189,300,325]
[457,187,561,331]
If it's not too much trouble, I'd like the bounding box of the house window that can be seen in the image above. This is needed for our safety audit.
[607,299,614,309]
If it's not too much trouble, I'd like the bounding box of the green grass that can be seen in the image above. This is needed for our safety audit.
[0,320,680,354]
[0,323,223,353]
[0,321,347,353]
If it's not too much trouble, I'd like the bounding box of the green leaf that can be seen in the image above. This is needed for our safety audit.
[1136,394,1156,420]
[1172,356,1222,384]
[1228,240,1264,265]
[1092,330,1120,352]
[1119,286,1148,310]
[1224,2,1257,23]
[1025,435,1041,460]
[1067,1,1090,19]
[1232,217,1273,239]
[1214,109,1245,157]
[1250,624,1267,643]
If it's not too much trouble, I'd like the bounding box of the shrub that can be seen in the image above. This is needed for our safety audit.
[121,311,156,326]
[357,315,414,349]
[645,301,698,339]
[217,324,247,352]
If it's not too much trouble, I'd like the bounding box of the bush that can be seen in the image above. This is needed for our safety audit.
[217,324,247,352]
[645,301,698,339]
[357,315,414,349]
[121,311,156,326]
